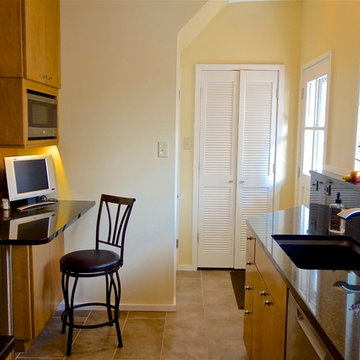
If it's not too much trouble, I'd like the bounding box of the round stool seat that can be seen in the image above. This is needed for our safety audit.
[60,249,120,273]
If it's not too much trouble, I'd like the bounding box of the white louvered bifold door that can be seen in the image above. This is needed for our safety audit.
[198,71,239,268]
[234,70,278,268]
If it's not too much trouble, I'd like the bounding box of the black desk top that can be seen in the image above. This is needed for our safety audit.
[0,336,15,360]
[0,200,95,245]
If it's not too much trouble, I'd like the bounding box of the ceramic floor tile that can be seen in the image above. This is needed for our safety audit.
[176,271,201,279]
[176,277,203,304]
[70,334,118,359]
[203,288,238,307]
[113,318,165,359]
[17,270,247,359]
[161,329,209,360]
[16,329,71,358]
[165,303,206,331]
[127,311,166,320]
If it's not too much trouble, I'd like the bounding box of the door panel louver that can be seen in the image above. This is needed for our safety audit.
[242,82,273,177]
[237,187,271,254]
[204,81,236,176]
[200,187,233,253]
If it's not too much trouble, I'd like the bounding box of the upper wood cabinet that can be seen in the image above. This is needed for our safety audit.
[0,0,61,88]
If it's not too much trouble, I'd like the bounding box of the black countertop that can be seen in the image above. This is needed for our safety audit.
[247,205,360,360]
[0,200,95,244]
[0,336,15,360]
[0,200,95,344]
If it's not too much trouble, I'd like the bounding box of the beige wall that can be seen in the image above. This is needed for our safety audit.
[59,0,204,308]
[301,1,360,171]
[178,1,302,267]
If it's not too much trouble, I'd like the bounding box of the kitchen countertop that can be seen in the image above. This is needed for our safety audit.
[0,200,95,244]
[0,336,15,360]
[247,204,360,360]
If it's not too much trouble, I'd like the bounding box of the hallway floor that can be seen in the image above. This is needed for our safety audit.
[16,270,248,359]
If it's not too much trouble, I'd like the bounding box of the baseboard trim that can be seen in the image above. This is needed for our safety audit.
[177,264,196,271]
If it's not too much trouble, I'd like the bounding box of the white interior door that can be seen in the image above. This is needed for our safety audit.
[235,70,278,268]
[196,67,278,269]
[197,70,239,268]
[296,54,331,206]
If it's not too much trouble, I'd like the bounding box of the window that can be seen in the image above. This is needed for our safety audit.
[296,52,331,206]
[302,75,327,175]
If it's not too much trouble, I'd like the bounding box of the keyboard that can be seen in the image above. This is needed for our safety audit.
[17,201,57,212]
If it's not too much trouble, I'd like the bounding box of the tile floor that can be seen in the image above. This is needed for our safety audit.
[16,270,248,359]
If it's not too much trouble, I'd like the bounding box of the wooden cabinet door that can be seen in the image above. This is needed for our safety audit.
[261,292,286,360]
[251,269,286,360]
[24,0,60,88]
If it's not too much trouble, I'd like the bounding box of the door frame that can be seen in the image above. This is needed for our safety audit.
[295,51,332,206]
[192,64,285,270]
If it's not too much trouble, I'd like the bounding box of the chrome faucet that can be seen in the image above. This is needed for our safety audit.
[337,208,360,219]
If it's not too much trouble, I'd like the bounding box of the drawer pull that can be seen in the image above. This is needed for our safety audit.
[246,261,253,266]
[244,310,251,315]
[260,291,268,296]
[245,285,252,291]
[246,236,253,241]
[264,300,272,306]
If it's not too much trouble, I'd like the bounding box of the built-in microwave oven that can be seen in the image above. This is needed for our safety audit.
[27,90,57,140]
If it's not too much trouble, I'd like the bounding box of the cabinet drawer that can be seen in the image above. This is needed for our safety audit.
[255,241,287,318]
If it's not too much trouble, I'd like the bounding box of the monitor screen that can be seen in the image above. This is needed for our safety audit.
[4,154,57,201]
[14,159,49,194]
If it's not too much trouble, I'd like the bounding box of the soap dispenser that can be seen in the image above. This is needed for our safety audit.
[329,192,345,234]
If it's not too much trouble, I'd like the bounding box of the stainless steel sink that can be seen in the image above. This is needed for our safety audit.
[272,235,360,270]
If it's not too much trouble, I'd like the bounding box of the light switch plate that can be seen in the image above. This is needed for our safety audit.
[158,141,168,158]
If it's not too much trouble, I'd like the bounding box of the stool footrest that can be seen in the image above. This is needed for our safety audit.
[61,302,120,329]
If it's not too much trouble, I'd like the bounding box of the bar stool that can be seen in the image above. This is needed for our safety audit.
[59,194,136,356]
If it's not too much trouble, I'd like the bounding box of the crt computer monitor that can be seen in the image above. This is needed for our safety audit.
[4,154,57,202]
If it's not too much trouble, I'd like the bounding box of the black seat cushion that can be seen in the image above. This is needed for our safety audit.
[60,249,121,273]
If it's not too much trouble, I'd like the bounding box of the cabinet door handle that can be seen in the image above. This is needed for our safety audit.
[245,285,252,291]
[264,300,272,306]
[246,236,253,241]
[246,261,253,266]
[244,310,251,315]
[260,291,268,296]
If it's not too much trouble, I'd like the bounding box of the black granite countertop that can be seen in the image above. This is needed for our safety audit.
[247,205,360,360]
[0,336,15,360]
[0,200,95,244]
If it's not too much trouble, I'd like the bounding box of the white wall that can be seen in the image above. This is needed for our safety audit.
[59,0,204,308]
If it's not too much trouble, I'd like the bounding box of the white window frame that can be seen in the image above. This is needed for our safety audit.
[295,52,332,206]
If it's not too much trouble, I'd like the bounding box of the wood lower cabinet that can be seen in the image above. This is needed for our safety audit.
[244,228,287,359]
[12,234,64,350]
[0,0,60,88]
